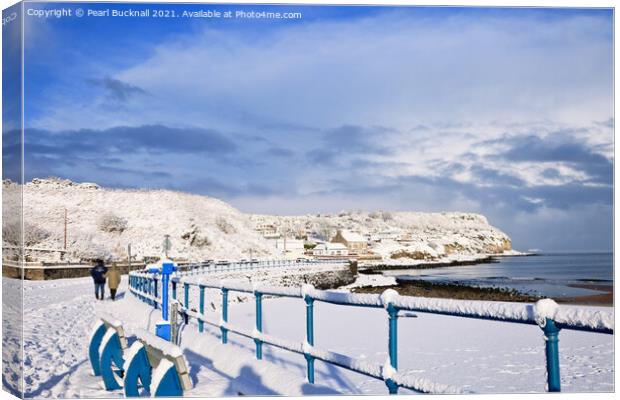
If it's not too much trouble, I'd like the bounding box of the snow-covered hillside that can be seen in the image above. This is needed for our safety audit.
[6,178,278,262]
[4,178,515,263]
[252,210,514,263]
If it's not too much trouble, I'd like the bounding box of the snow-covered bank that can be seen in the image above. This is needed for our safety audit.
[8,275,614,397]
[6,178,517,265]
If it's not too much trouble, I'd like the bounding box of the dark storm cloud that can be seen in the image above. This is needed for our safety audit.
[303,124,396,165]
[325,125,393,154]
[173,176,285,199]
[469,165,526,187]
[86,77,147,103]
[23,125,237,157]
[492,133,613,185]
[14,125,238,185]
[311,168,611,214]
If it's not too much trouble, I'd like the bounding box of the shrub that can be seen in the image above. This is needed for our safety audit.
[216,217,236,234]
[3,222,51,246]
[98,213,128,233]
[381,211,393,221]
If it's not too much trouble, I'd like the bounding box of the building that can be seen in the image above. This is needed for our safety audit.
[255,223,280,239]
[377,229,402,241]
[312,243,349,257]
[274,238,305,259]
[331,230,368,254]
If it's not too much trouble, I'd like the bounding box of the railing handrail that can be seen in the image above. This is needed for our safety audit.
[128,262,613,395]
[141,274,613,335]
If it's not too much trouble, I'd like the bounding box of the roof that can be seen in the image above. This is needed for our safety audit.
[315,243,348,251]
[339,230,366,243]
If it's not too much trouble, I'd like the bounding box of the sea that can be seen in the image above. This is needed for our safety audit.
[384,253,613,298]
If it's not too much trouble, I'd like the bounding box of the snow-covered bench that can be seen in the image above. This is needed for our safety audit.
[89,314,129,390]
[123,328,192,397]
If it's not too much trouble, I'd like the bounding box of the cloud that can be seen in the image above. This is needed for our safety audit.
[28,9,612,134]
[25,125,237,156]
[86,77,147,103]
[20,7,613,251]
[264,147,294,158]
[491,132,613,185]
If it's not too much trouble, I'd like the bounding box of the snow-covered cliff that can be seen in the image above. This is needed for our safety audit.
[3,178,515,263]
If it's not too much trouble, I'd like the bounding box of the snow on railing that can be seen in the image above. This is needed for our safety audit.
[128,271,613,394]
[137,258,349,278]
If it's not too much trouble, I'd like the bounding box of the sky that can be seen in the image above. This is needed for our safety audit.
[3,2,614,252]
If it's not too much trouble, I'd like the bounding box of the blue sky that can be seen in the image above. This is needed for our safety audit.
[7,2,614,252]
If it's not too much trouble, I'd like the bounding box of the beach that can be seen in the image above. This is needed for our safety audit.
[352,253,614,306]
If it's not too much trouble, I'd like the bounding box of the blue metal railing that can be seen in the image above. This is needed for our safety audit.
[128,268,613,394]
[150,259,349,277]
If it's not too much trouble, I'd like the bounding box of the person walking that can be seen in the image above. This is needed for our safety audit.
[90,259,108,300]
[107,264,121,301]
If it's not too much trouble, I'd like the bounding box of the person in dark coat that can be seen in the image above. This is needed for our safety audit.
[90,259,108,300]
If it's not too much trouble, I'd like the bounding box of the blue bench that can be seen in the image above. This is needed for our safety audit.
[123,328,192,397]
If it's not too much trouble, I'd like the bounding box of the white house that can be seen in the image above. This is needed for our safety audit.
[274,238,305,259]
[377,229,402,241]
[255,223,280,239]
[331,230,367,253]
[312,243,349,257]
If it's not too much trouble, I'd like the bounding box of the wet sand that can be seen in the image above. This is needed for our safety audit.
[352,280,541,302]
[352,280,614,306]
[557,284,614,306]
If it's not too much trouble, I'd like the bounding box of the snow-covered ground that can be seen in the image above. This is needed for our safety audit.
[5,273,613,397]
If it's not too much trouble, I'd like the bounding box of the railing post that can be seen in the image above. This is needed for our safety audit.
[153,276,158,309]
[542,318,561,392]
[221,288,229,343]
[304,294,315,384]
[386,303,399,394]
[254,291,263,359]
[183,283,189,324]
[148,277,153,305]
[199,285,205,333]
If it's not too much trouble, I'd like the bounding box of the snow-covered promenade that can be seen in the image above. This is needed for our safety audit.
[3,270,614,397]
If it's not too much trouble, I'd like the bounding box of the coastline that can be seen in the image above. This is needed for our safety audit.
[351,280,614,306]
[359,255,501,272]
[358,251,536,272]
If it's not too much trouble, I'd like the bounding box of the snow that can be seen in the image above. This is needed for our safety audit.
[534,299,560,327]
[301,286,382,307]
[391,373,463,395]
[98,328,118,358]
[139,271,614,332]
[89,320,105,341]
[390,295,535,322]
[379,289,399,308]
[7,273,614,397]
[253,283,301,298]
[555,307,615,331]
[133,328,183,358]
[9,178,519,264]
[381,359,396,380]
[122,341,145,373]
[341,273,397,289]
[97,313,123,329]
